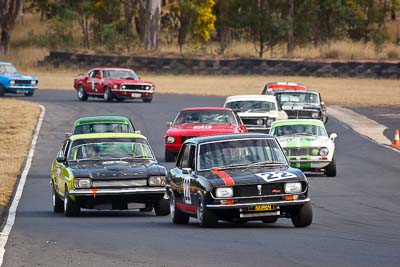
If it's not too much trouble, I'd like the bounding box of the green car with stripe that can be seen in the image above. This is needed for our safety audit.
[270,119,337,177]
[65,115,137,138]
[50,133,169,216]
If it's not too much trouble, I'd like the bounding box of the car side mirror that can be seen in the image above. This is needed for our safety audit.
[182,168,192,174]
[166,122,172,128]
[330,133,337,140]
[56,156,66,163]
[321,101,325,106]
[64,132,71,139]
[134,130,141,134]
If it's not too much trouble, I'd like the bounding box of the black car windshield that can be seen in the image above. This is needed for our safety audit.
[67,138,154,161]
[0,64,17,74]
[225,100,276,112]
[198,138,286,171]
[102,70,138,80]
[173,110,237,125]
[275,92,319,104]
[271,124,327,137]
[73,123,132,134]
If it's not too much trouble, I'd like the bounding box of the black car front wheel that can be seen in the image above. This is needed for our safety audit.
[142,97,153,103]
[154,197,170,216]
[170,191,189,224]
[291,202,313,227]
[0,84,5,96]
[52,186,64,213]
[63,188,80,217]
[197,196,218,228]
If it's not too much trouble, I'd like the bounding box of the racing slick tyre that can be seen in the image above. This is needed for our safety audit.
[24,91,34,97]
[154,198,170,216]
[77,85,88,101]
[262,217,278,223]
[291,202,313,228]
[0,84,5,96]
[324,156,337,177]
[197,195,218,228]
[164,150,176,162]
[103,87,114,102]
[52,186,64,213]
[63,188,80,217]
[142,97,153,103]
[170,190,189,224]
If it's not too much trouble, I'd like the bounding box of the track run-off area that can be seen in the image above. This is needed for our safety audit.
[1,90,400,267]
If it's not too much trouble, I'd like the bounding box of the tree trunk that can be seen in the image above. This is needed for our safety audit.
[287,0,294,58]
[140,0,161,50]
[123,0,136,51]
[0,0,23,54]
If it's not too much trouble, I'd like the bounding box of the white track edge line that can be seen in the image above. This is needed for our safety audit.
[0,104,46,266]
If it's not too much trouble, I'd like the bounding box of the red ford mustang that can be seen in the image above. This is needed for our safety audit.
[164,107,248,162]
[73,67,155,102]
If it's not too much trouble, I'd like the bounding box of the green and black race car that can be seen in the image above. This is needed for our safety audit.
[65,115,137,138]
[50,133,169,216]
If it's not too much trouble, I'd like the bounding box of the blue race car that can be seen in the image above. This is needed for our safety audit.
[0,62,39,97]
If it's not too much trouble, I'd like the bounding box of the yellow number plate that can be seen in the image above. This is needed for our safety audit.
[248,205,273,212]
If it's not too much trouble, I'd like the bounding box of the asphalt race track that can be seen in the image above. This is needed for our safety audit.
[2,90,400,267]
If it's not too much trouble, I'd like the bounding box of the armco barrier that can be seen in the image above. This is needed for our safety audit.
[39,51,400,78]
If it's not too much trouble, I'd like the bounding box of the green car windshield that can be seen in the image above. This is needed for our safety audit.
[198,138,286,171]
[73,123,131,135]
[67,138,154,161]
[271,124,327,137]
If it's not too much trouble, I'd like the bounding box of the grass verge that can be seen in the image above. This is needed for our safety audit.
[29,69,400,106]
[0,99,40,206]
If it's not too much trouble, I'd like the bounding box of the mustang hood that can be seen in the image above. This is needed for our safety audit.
[237,110,279,118]
[167,124,238,136]
[200,166,304,187]
[281,102,320,111]
[69,160,165,179]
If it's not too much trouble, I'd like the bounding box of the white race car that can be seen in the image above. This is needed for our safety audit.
[224,95,288,132]
[270,119,337,177]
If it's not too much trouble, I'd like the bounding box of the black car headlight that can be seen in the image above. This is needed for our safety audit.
[284,182,302,193]
[74,178,92,189]
[312,112,320,119]
[267,118,275,126]
[215,187,233,198]
[148,176,166,186]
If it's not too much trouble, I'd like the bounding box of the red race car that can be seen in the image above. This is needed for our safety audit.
[73,67,155,102]
[164,107,248,162]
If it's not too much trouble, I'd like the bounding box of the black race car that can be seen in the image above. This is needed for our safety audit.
[167,133,312,227]
[266,90,328,124]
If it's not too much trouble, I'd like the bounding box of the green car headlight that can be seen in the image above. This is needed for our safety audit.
[74,178,92,189]
[148,176,166,186]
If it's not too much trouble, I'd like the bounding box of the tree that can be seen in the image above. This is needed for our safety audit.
[139,0,161,50]
[169,0,216,52]
[0,0,23,54]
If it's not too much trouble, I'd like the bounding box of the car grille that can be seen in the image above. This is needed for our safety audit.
[180,136,196,143]
[285,110,315,119]
[241,117,273,129]
[15,80,32,86]
[285,147,317,156]
[92,179,147,188]
[123,84,152,90]
[233,183,284,197]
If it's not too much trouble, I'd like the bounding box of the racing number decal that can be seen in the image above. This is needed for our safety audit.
[183,177,191,204]
[91,81,95,91]
[256,171,297,182]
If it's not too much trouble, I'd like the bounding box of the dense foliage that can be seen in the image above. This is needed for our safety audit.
[5,0,400,57]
